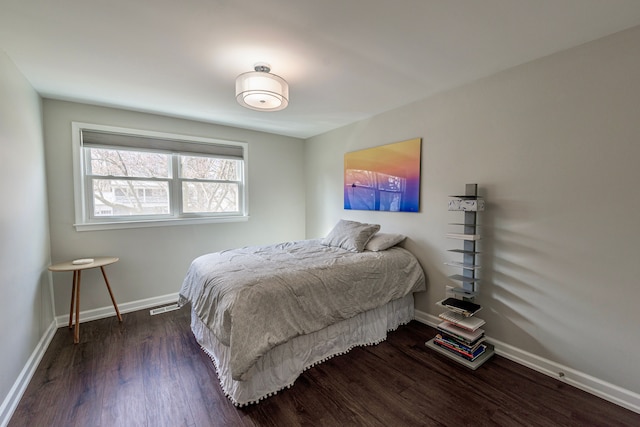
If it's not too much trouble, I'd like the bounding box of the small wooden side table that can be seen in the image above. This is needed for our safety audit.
[49,256,123,343]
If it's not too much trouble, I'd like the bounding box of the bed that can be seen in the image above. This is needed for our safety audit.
[178,220,426,406]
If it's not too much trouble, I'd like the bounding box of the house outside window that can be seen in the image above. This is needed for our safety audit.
[72,123,249,231]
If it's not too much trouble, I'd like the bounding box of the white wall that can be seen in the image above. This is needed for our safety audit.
[306,26,640,395]
[0,52,54,419]
[43,100,306,317]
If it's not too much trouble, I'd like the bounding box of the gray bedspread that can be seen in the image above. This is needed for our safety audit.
[178,239,426,380]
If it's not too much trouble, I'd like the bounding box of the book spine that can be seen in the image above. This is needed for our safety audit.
[436,329,485,347]
[436,334,485,353]
[434,340,487,361]
[437,316,473,331]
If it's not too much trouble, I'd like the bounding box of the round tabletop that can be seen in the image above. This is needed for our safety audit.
[49,257,119,272]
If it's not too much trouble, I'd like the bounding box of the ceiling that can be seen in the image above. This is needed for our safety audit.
[2,1,640,139]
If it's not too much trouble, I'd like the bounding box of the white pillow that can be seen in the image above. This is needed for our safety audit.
[365,233,406,251]
[321,220,381,252]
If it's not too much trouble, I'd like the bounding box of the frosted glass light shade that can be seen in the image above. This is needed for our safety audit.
[236,70,289,111]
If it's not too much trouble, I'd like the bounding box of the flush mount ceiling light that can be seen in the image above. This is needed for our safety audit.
[235,63,289,112]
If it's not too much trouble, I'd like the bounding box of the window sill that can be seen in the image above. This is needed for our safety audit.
[74,215,249,232]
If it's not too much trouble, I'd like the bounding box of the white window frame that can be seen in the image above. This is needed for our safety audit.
[72,122,249,231]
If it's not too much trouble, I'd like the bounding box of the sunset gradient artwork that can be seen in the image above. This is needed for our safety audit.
[344,138,421,212]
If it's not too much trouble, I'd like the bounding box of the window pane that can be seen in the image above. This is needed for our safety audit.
[92,179,169,216]
[182,182,239,213]
[180,156,241,181]
[88,148,170,178]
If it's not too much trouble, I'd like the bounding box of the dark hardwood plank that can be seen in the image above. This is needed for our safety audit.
[100,365,147,427]
[8,307,640,427]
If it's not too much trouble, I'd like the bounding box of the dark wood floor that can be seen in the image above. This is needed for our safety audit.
[9,306,640,427]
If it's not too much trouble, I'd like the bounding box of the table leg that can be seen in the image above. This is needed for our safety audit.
[74,270,81,344]
[69,271,77,329]
[100,266,122,322]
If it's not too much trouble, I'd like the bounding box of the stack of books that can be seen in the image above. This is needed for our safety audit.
[433,320,487,362]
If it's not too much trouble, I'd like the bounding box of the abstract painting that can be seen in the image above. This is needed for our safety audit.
[344,138,421,212]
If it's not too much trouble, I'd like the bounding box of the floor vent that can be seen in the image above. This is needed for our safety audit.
[149,303,180,316]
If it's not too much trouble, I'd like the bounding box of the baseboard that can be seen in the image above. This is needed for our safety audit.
[0,320,57,427]
[54,292,179,327]
[414,309,640,415]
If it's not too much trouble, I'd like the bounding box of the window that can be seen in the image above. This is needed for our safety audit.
[72,123,248,231]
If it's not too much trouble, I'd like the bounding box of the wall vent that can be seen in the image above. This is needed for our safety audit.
[149,303,180,316]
